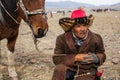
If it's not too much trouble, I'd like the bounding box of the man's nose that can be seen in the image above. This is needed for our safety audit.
[80,27,86,31]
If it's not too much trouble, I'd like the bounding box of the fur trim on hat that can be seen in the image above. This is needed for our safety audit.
[59,14,94,32]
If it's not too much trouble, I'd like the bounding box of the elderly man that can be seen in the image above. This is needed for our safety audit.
[52,9,106,80]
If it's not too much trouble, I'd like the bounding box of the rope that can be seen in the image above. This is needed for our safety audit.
[33,35,40,52]
[26,22,41,52]
[74,64,80,80]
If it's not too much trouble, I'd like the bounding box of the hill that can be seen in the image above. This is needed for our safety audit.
[45,1,95,9]
[45,1,120,10]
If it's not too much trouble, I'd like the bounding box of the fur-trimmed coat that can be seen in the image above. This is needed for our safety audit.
[52,30,106,80]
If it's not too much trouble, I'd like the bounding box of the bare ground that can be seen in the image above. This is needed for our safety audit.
[0,11,120,80]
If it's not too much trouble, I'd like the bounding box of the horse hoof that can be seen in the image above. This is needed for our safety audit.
[0,73,3,79]
[12,76,18,80]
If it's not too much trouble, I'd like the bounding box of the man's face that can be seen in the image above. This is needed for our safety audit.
[72,24,88,39]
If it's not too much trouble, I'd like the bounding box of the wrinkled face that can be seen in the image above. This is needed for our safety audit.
[22,0,48,38]
[72,24,88,39]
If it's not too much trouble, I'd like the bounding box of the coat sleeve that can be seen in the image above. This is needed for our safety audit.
[52,35,76,66]
[95,34,106,66]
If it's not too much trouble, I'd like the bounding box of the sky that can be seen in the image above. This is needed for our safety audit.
[46,0,120,6]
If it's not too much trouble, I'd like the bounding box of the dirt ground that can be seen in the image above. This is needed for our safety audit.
[0,11,120,80]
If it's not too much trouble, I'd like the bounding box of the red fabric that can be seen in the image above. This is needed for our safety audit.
[71,9,86,19]
[96,70,104,77]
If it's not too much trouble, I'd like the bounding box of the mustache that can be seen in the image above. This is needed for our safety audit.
[78,31,86,34]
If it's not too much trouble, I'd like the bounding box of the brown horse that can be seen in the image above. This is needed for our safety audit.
[0,0,48,80]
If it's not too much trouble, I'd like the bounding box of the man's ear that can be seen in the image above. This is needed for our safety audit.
[88,14,94,27]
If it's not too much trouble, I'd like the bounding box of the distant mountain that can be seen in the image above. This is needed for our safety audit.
[45,1,95,9]
[96,3,120,10]
[45,1,120,10]
[110,2,120,7]
[109,3,120,10]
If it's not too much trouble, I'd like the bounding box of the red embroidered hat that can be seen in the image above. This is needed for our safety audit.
[71,9,86,19]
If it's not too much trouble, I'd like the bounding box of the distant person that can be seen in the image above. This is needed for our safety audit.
[50,11,53,18]
[52,9,106,80]
[63,10,65,16]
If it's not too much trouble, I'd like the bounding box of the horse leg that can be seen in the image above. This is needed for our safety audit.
[0,41,3,79]
[0,41,1,58]
[7,50,18,80]
[7,34,18,80]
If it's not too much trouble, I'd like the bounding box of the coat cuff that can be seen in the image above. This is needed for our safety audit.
[96,53,106,65]
[53,54,77,66]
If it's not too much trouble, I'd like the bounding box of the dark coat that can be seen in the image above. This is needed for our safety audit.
[52,30,106,80]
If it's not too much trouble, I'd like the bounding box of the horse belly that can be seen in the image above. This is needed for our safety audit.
[0,23,16,40]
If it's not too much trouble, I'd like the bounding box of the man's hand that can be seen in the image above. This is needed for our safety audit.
[74,53,99,64]
[74,54,91,62]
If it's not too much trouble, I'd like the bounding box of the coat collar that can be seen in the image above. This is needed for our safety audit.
[65,29,93,53]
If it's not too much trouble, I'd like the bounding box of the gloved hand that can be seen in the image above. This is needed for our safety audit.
[74,53,99,64]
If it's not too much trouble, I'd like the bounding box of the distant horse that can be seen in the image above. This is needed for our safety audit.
[0,0,48,80]
[92,9,103,12]
[92,8,110,12]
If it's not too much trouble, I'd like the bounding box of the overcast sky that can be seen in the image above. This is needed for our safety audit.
[46,0,120,6]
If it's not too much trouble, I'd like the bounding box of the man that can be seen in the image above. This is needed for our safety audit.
[52,9,106,80]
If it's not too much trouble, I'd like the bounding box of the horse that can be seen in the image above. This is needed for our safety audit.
[92,8,110,12]
[0,0,48,80]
